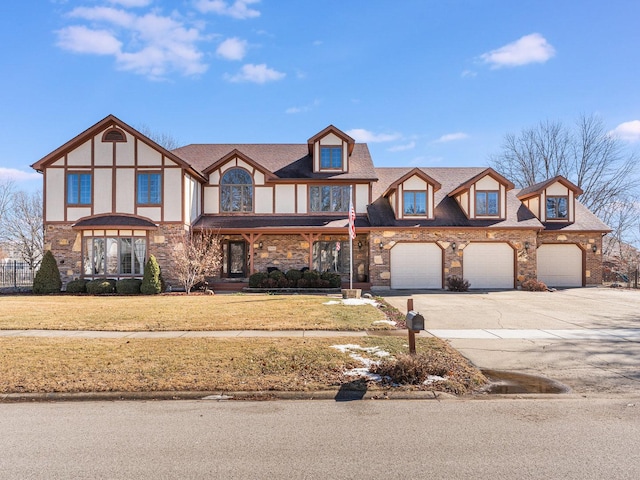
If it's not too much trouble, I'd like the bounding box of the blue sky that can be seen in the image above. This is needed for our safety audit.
[2,0,640,191]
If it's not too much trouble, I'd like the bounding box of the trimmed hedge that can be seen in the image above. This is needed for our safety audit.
[66,279,89,294]
[249,269,342,289]
[86,279,116,295]
[116,278,142,294]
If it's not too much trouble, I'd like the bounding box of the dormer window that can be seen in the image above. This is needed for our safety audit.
[476,191,499,216]
[403,191,427,216]
[546,196,568,219]
[320,146,342,169]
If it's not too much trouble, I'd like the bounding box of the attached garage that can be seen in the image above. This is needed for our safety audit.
[390,243,442,289]
[537,244,583,287]
[463,242,515,289]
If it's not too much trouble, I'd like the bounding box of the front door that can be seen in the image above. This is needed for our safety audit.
[228,241,246,278]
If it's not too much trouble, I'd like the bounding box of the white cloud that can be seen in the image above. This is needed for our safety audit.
[285,99,320,114]
[435,132,469,143]
[345,129,401,143]
[387,141,416,152]
[56,26,123,55]
[226,63,285,83]
[216,37,247,60]
[56,6,207,79]
[194,0,260,19]
[480,33,555,68]
[108,0,152,6]
[610,120,640,142]
[461,70,477,78]
[0,168,41,182]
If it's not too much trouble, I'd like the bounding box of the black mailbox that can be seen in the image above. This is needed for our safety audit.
[405,311,425,331]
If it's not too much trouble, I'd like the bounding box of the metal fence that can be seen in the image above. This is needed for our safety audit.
[0,261,34,288]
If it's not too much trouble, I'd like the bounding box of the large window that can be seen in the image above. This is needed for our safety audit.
[312,241,351,274]
[309,185,350,212]
[220,168,253,212]
[320,146,342,169]
[67,173,92,205]
[83,237,146,276]
[475,191,499,216]
[137,173,162,205]
[403,191,427,215]
[546,196,568,219]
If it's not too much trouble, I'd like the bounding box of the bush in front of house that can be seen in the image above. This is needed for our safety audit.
[32,250,62,294]
[302,270,321,287]
[521,278,548,292]
[65,279,88,294]
[321,271,341,288]
[249,272,268,288]
[86,279,116,295]
[285,269,302,285]
[141,254,162,295]
[116,278,142,294]
[248,269,341,289]
[446,275,470,292]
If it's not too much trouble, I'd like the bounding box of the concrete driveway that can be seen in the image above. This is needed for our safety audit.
[382,288,640,395]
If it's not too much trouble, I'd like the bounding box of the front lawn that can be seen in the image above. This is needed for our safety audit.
[0,336,485,395]
[0,294,391,331]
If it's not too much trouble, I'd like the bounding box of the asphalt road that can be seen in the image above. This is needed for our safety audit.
[1,398,639,479]
[383,288,640,394]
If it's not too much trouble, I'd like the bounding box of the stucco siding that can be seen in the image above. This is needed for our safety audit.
[275,185,295,213]
[93,168,112,214]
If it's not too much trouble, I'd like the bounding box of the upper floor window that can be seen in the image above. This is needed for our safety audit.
[546,196,568,219]
[67,173,92,205]
[403,191,427,216]
[476,191,499,216]
[137,173,162,205]
[310,185,350,212]
[221,168,253,212]
[320,146,343,169]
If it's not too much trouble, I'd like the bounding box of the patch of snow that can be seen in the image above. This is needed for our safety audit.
[372,319,396,326]
[423,375,446,385]
[331,344,392,381]
[323,298,379,307]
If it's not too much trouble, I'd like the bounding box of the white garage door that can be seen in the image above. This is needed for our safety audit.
[537,244,583,287]
[463,243,514,289]
[390,243,442,289]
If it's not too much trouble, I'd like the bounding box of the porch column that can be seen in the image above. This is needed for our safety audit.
[241,233,263,275]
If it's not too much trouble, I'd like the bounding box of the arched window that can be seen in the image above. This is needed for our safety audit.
[220,168,253,212]
[102,128,126,142]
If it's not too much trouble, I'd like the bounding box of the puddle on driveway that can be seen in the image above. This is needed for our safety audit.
[482,369,570,394]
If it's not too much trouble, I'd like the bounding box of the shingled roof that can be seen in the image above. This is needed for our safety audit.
[171,143,377,181]
[368,167,608,231]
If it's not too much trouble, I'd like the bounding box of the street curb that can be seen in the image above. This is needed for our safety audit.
[0,389,458,403]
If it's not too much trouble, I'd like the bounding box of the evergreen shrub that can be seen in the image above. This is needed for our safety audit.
[32,251,62,294]
[65,279,88,294]
[141,255,162,295]
[116,278,142,294]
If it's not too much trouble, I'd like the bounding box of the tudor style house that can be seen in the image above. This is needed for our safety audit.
[32,114,609,291]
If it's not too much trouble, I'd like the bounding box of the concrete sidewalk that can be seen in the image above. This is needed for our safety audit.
[3,328,640,340]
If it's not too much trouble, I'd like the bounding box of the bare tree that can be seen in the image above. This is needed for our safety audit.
[0,179,15,242]
[137,124,182,151]
[490,114,639,218]
[170,229,221,294]
[3,190,44,272]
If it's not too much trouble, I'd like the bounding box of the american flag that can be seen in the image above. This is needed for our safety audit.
[348,196,356,240]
